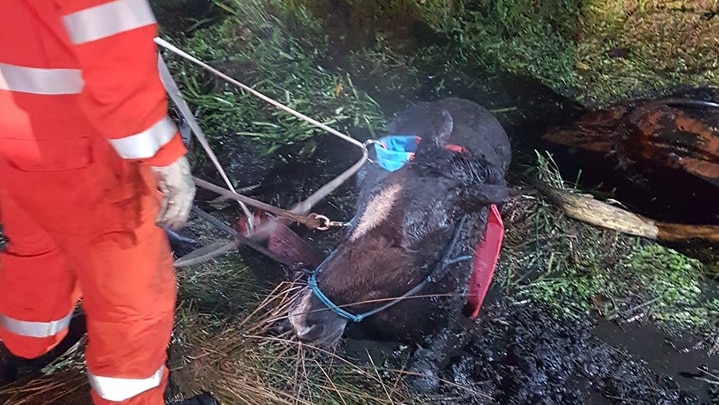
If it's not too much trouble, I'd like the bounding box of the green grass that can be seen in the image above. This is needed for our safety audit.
[574,0,719,105]
[159,0,385,158]
[336,0,719,106]
[521,241,716,332]
[499,151,718,336]
[623,244,718,332]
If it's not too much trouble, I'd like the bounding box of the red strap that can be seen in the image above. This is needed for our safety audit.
[465,204,504,319]
[401,136,464,158]
[444,144,465,153]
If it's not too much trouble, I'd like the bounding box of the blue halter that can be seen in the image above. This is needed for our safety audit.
[307,270,366,323]
[306,216,472,323]
[305,134,472,323]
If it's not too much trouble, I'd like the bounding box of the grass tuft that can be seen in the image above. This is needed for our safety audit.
[161,0,385,158]
[500,151,718,337]
[352,0,719,106]
[168,279,416,405]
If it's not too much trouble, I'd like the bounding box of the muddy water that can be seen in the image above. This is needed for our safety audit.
[594,318,718,402]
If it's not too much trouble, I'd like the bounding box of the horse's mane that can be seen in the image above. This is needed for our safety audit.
[410,141,506,187]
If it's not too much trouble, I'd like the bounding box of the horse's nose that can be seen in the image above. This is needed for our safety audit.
[295,323,325,343]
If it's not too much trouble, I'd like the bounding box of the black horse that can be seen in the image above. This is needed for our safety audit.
[288,97,512,389]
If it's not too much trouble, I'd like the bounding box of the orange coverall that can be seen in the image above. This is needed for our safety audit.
[0,1,186,403]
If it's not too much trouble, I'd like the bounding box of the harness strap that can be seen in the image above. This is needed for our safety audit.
[174,206,316,268]
[307,272,364,323]
[373,135,465,172]
[307,134,501,322]
[192,177,328,230]
[157,53,255,228]
[307,215,471,323]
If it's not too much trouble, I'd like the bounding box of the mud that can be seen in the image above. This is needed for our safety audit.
[440,300,716,404]
[341,294,718,404]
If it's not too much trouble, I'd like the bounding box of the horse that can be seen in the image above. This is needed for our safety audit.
[288,97,512,390]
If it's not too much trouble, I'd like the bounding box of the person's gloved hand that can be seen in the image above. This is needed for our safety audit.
[150,155,196,229]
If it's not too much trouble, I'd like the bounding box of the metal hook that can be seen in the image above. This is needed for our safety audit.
[362,139,382,164]
[310,213,349,231]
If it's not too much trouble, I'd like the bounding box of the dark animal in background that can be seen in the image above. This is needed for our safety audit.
[288,97,512,390]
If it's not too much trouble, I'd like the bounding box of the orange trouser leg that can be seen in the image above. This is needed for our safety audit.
[0,138,176,405]
[0,192,79,359]
[59,196,176,405]
[52,168,176,405]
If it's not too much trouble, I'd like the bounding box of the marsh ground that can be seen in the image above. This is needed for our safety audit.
[1,0,717,404]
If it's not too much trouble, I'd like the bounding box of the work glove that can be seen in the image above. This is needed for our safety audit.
[150,156,196,229]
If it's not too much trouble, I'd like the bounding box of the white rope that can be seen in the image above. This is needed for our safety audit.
[157,54,255,228]
[153,37,368,216]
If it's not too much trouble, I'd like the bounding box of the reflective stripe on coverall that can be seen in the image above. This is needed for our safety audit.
[0,1,186,403]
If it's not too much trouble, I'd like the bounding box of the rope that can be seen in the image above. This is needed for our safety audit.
[153,37,369,219]
[192,177,326,229]
[157,53,256,230]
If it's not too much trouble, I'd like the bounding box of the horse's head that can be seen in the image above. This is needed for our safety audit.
[288,114,509,346]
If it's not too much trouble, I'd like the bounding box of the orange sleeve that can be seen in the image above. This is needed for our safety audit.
[56,0,186,166]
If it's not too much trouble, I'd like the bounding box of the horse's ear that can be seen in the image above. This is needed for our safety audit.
[463,184,510,211]
[434,109,454,146]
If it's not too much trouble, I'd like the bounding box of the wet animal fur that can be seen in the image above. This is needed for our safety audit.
[336,143,508,340]
[288,97,512,391]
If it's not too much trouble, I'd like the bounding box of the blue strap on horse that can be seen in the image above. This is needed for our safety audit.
[373,135,421,172]
[308,270,365,323]
[307,215,472,323]
[373,135,465,172]
[306,135,496,323]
